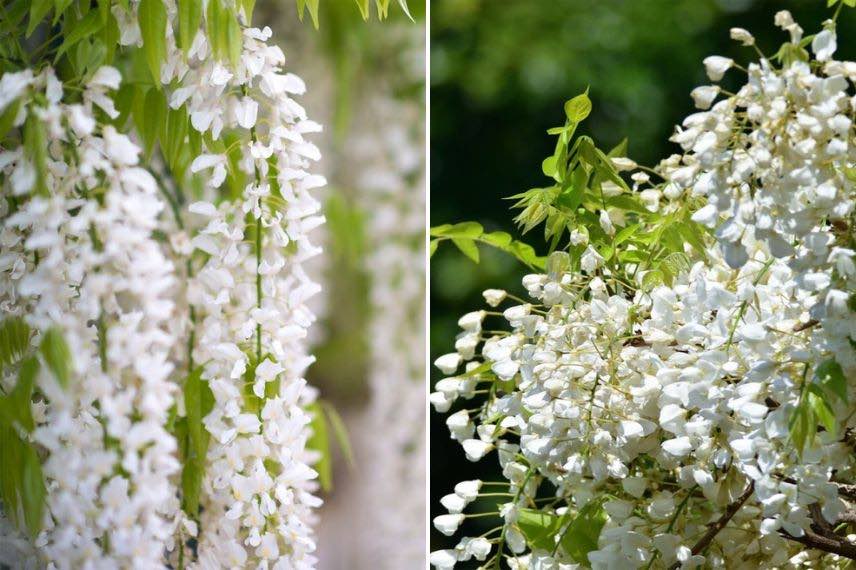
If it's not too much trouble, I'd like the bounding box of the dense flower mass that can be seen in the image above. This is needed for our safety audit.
[0,1,325,568]
[432,11,856,569]
[2,69,178,567]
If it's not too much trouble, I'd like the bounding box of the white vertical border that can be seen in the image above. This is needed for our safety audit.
[424,0,432,567]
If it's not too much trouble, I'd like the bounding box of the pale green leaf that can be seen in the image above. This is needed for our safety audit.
[177,0,202,53]
[321,401,354,468]
[139,0,167,84]
[26,0,52,37]
[452,238,480,263]
[559,499,607,564]
[0,317,31,371]
[518,508,560,551]
[40,328,71,389]
[306,402,331,491]
[54,10,104,62]
[564,90,592,123]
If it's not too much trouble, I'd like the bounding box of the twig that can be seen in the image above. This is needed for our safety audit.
[793,319,819,333]
[780,528,856,560]
[666,482,754,570]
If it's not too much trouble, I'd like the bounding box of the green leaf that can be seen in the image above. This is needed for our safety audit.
[224,6,241,67]
[677,220,709,260]
[54,10,104,63]
[375,0,390,18]
[354,0,370,19]
[321,401,354,468]
[542,155,558,178]
[0,426,22,528]
[641,269,664,290]
[26,0,52,37]
[518,508,560,551]
[21,444,45,536]
[138,0,167,85]
[429,239,439,256]
[177,0,203,53]
[807,384,836,436]
[296,0,319,28]
[564,90,592,123]
[789,398,811,455]
[0,98,21,143]
[0,426,45,537]
[306,402,331,491]
[163,106,189,175]
[11,357,38,433]
[240,0,255,23]
[613,223,639,246]
[40,327,71,389]
[0,317,31,371]
[180,367,213,516]
[23,114,48,197]
[607,138,628,158]
[431,221,483,239]
[140,88,166,157]
[560,499,607,564]
[452,238,480,263]
[815,359,846,403]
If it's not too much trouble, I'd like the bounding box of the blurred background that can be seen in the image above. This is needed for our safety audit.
[429,0,856,561]
[258,2,426,568]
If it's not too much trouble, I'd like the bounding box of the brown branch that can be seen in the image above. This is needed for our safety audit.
[666,482,754,570]
[793,319,819,332]
[834,482,856,502]
[780,528,856,560]
[835,510,856,525]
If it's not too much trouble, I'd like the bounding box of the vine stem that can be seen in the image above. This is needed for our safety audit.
[645,485,698,570]
[665,482,754,570]
[491,467,534,569]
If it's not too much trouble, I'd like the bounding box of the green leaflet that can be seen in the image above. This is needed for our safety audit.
[23,114,48,197]
[0,316,31,372]
[558,499,607,565]
[0,98,21,143]
[516,499,607,565]
[0,356,45,537]
[789,358,848,455]
[139,0,167,85]
[0,356,38,433]
[320,401,355,468]
[26,0,52,38]
[814,359,847,403]
[306,401,331,491]
[177,0,203,54]
[564,90,592,123]
[53,10,104,63]
[517,508,561,551]
[40,327,71,389]
[430,222,546,270]
[305,400,355,491]
[451,237,479,263]
[206,0,241,67]
[179,367,214,517]
[0,427,45,537]
[354,0,370,19]
[140,87,166,157]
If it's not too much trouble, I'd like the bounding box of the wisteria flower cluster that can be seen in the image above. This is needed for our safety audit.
[431,9,856,570]
[350,25,426,568]
[0,1,333,568]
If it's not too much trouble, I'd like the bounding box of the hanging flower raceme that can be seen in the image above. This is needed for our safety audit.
[351,48,426,566]
[1,67,178,568]
[151,16,327,568]
[1,0,329,566]
[431,11,856,570]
